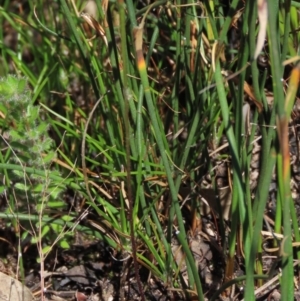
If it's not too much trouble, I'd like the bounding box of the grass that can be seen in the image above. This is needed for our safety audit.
[0,0,300,300]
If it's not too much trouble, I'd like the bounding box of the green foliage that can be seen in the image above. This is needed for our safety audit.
[1,76,55,167]
[0,1,299,300]
[0,75,68,250]
[0,76,28,100]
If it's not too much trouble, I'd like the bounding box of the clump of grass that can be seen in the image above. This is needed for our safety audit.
[1,1,300,300]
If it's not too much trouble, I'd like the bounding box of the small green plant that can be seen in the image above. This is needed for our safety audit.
[0,74,67,234]
[0,75,72,295]
[0,75,56,184]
